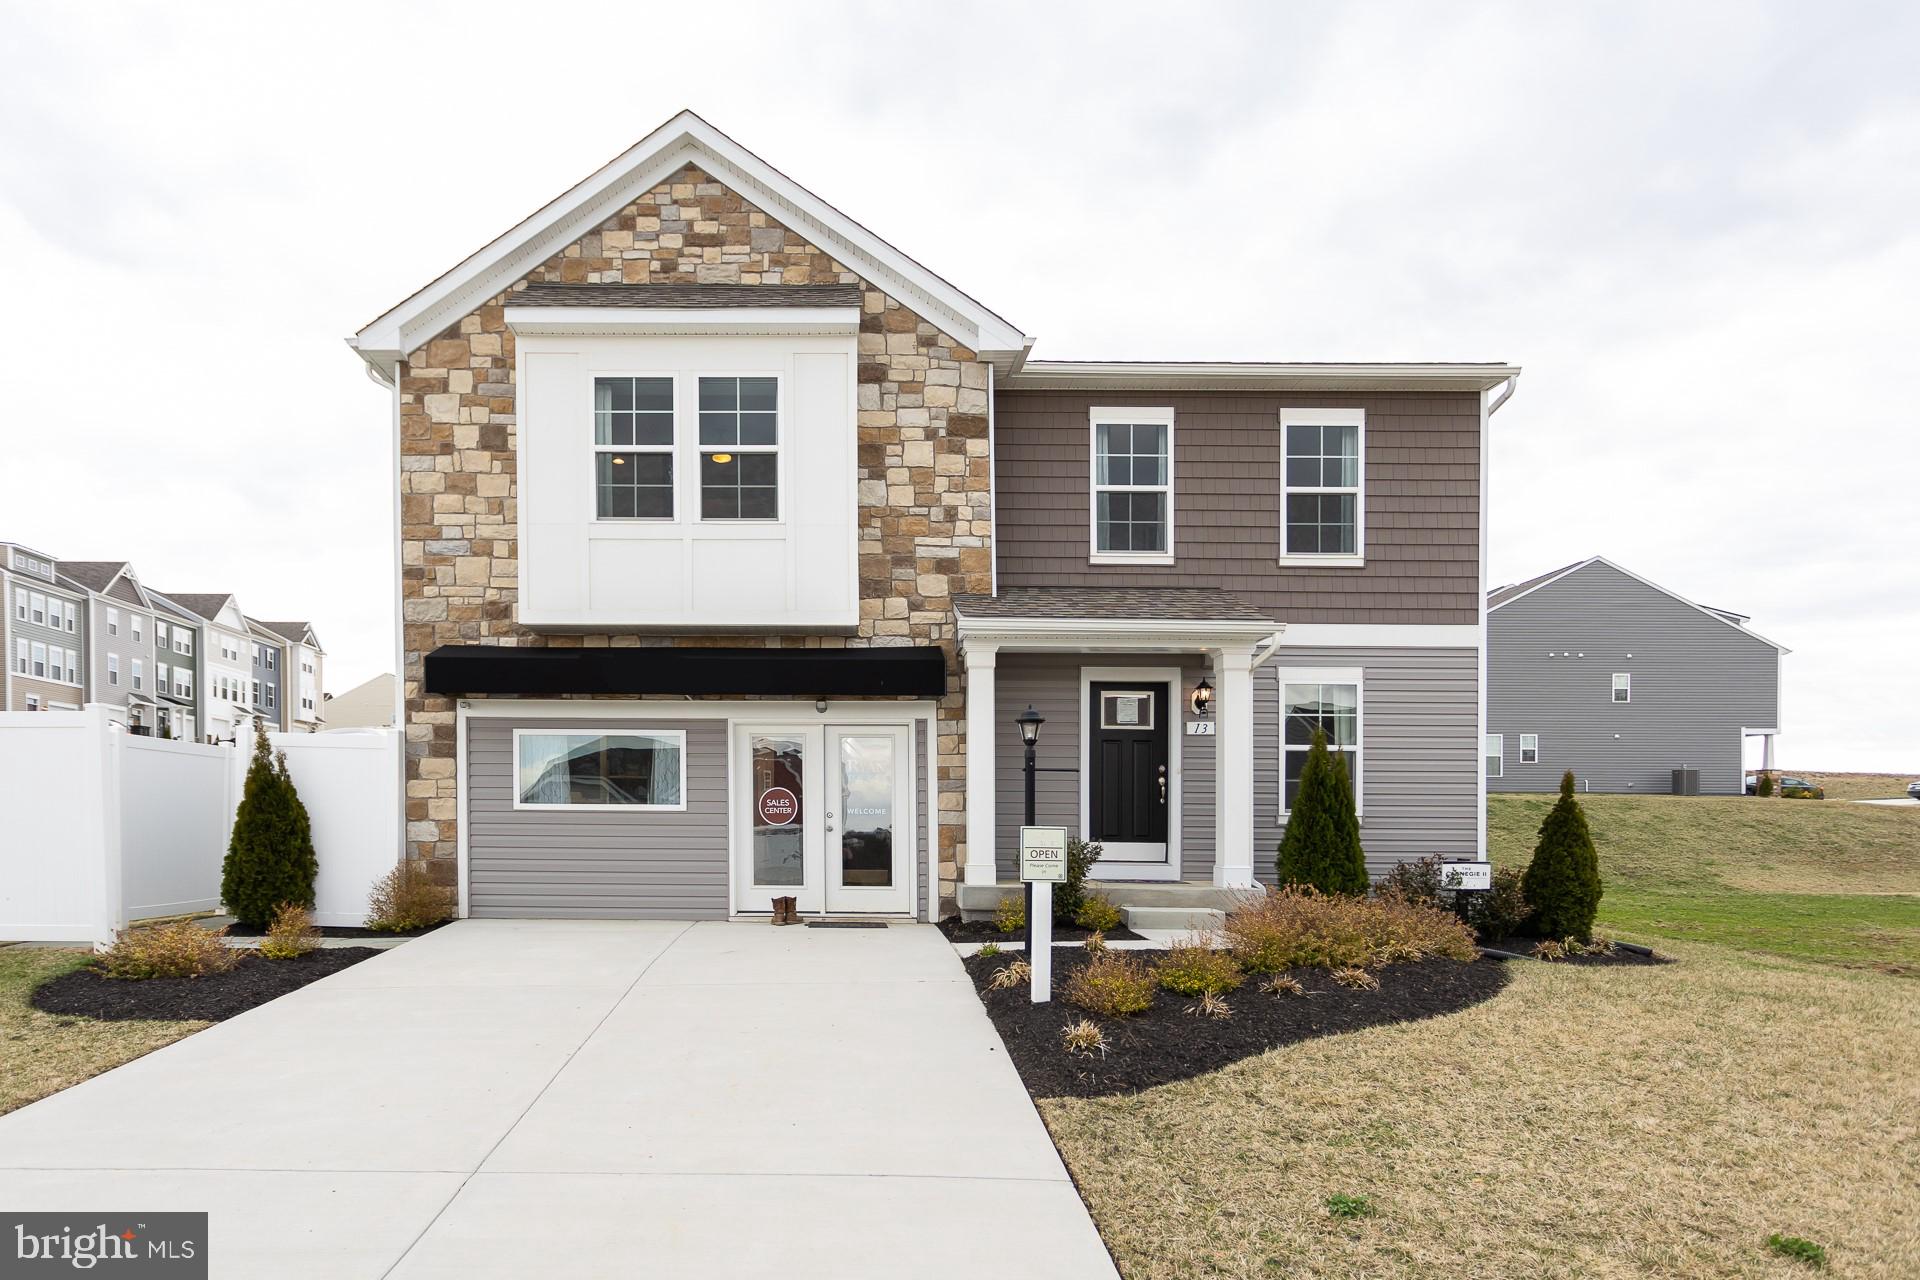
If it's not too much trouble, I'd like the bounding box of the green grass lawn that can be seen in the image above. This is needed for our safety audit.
[1488,793,1920,970]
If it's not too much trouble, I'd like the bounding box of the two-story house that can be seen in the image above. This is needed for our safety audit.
[2,542,87,712]
[351,111,1519,922]
[1487,557,1787,794]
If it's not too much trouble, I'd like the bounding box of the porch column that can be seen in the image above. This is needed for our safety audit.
[1211,646,1256,889]
[963,642,999,886]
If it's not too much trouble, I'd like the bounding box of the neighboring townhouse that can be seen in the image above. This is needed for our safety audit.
[146,593,204,741]
[60,561,162,734]
[1487,557,1787,795]
[350,111,1519,922]
[244,620,286,730]
[255,620,326,730]
[2,542,87,712]
[321,672,394,729]
[162,593,261,743]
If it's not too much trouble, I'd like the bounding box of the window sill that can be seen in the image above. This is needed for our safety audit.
[1276,554,1365,569]
[1089,553,1176,567]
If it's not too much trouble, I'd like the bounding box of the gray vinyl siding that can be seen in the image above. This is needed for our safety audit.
[466,717,729,918]
[1257,647,1480,877]
[993,389,1482,624]
[89,592,152,710]
[989,647,1476,882]
[4,575,86,709]
[1489,561,1781,795]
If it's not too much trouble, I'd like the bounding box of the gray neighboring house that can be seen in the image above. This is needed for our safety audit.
[1487,557,1787,795]
[244,619,286,730]
[254,620,326,730]
[59,561,162,734]
[145,591,204,742]
[2,542,88,712]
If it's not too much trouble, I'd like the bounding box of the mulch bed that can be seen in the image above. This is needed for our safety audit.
[940,918,1145,944]
[218,920,447,941]
[964,948,1511,1098]
[1479,937,1672,967]
[31,949,381,1023]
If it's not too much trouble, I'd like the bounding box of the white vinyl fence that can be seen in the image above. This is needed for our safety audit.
[0,710,400,944]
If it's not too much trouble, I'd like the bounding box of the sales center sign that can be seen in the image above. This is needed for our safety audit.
[757,787,799,826]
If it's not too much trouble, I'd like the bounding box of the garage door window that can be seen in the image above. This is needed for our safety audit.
[514,730,686,810]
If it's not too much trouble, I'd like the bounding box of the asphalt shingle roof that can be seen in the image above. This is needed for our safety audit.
[1487,560,1591,608]
[155,593,234,620]
[56,561,128,592]
[953,587,1274,623]
[507,283,864,309]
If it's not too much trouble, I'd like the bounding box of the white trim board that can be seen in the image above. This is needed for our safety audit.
[351,110,1029,374]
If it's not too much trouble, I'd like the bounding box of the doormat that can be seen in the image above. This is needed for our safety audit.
[805,921,889,929]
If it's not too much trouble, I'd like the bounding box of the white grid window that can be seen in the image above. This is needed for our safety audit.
[698,376,779,519]
[31,642,47,678]
[29,593,45,625]
[131,615,143,642]
[132,658,143,691]
[1280,670,1362,814]
[1280,408,1364,562]
[108,654,120,685]
[108,608,119,635]
[14,639,25,673]
[1520,733,1539,764]
[1090,409,1174,560]
[1612,673,1631,703]
[12,588,25,620]
[1486,733,1504,779]
[594,376,675,519]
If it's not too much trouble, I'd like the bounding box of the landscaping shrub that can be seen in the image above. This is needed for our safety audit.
[1466,866,1531,941]
[259,903,320,960]
[992,894,1025,935]
[987,959,1032,991]
[1152,940,1244,995]
[220,721,318,929]
[1060,1018,1108,1058]
[1083,932,1108,954]
[1766,1234,1827,1268]
[1521,771,1604,941]
[1782,785,1824,800]
[1184,990,1232,1019]
[1063,952,1157,1016]
[1331,966,1379,990]
[365,861,456,933]
[1275,729,1368,895]
[97,921,237,980]
[1756,772,1777,797]
[1260,974,1305,997]
[1052,838,1104,925]
[1074,892,1123,933]
[1531,938,1569,962]
[976,941,1001,959]
[1378,854,1448,907]
[1222,886,1478,973]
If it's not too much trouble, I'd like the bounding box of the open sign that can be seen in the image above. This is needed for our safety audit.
[757,787,800,826]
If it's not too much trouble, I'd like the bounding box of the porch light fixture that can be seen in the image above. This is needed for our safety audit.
[1191,677,1214,717]
[1016,705,1045,746]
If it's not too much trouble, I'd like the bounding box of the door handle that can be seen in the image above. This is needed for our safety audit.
[826,809,835,834]
[1157,765,1167,805]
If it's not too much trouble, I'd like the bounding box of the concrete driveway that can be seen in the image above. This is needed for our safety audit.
[0,921,1116,1279]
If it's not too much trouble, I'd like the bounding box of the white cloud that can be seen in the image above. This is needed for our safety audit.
[2,0,1913,768]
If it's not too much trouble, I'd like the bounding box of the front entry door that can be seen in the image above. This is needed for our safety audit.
[735,724,913,916]
[1088,682,1170,863]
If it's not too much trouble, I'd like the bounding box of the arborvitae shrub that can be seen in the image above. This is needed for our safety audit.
[221,721,318,929]
[1276,729,1369,895]
[1521,771,1604,941]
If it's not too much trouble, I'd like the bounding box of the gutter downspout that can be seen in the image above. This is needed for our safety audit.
[1250,628,1286,671]
[986,361,998,597]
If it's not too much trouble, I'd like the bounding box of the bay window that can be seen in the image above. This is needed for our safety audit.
[1280,408,1363,564]
[514,730,687,810]
[1090,408,1174,561]
[698,376,779,519]
[1280,669,1362,813]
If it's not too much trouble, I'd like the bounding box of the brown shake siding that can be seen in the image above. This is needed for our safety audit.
[992,390,1481,624]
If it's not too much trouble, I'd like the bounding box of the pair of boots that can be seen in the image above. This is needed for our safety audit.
[770,895,802,925]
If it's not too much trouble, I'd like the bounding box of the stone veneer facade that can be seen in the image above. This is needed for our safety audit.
[398,165,992,911]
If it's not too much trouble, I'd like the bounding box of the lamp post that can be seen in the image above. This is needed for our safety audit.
[1016,705,1044,957]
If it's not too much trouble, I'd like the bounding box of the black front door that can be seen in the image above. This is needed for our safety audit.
[1088,681,1169,861]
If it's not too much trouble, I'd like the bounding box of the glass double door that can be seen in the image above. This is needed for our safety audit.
[735,723,913,917]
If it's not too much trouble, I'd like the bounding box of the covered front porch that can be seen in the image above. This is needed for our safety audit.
[954,588,1281,925]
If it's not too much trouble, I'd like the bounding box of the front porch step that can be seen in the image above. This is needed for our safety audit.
[955,880,1260,922]
[1123,906,1226,934]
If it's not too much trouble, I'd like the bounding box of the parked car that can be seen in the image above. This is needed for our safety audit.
[1746,772,1824,798]
[1907,780,1920,800]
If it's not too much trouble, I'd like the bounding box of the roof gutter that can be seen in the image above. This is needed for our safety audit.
[1486,373,1519,415]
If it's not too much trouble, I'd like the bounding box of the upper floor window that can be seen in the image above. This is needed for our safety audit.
[29,593,45,625]
[1090,408,1174,562]
[108,654,120,685]
[12,588,23,620]
[698,376,778,519]
[1519,733,1539,764]
[131,614,143,643]
[13,639,24,673]
[1612,672,1631,703]
[594,376,675,519]
[30,642,47,678]
[131,658,143,690]
[157,662,171,694]
[1280,408,1364,565]
[265,649,276,670]
[63,602,75,632]
[107,607,119,635]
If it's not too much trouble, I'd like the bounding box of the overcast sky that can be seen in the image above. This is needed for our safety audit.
[3,2,1914,769]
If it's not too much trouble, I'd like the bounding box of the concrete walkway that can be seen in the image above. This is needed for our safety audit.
[0,920,1117,1279]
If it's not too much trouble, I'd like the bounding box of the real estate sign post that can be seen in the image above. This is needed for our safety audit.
[1020,826,1067,1004]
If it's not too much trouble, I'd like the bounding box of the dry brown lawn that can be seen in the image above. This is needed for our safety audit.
[1043,942,1920,1279]
[0,947,205,1116]
[1794,772,1915,801]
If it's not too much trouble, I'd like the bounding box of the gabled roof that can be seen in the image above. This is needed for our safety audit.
[57,560,131,593]
[1487,556,1789,653]
[256,619,323,650]
[157,592,236,621]
[350,110,1031,377]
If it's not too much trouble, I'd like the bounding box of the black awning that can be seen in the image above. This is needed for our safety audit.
[423,644,947,699]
